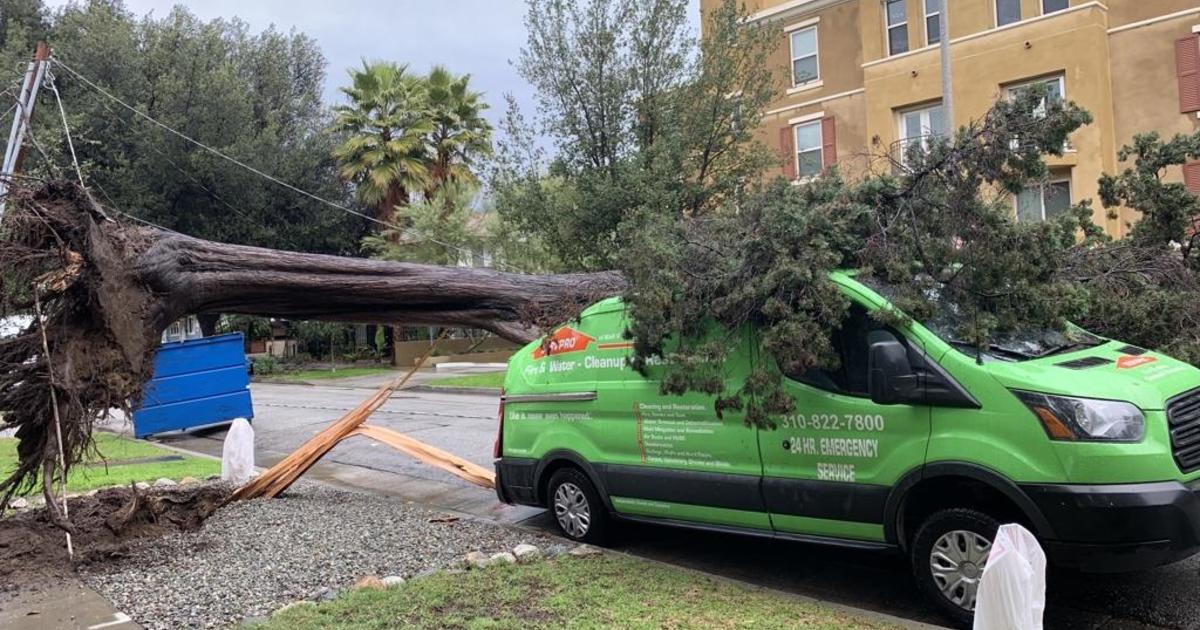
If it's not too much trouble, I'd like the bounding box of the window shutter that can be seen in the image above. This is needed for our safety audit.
[821,116,837,169]
[780,126,796,179]
[1177,35,1200,113]
[1184,160,1200,194]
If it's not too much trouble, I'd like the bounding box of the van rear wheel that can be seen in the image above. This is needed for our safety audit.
[911,508,1000,628]
[547,467,608,544]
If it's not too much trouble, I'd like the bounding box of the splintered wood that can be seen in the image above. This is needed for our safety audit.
[231,331,495,501]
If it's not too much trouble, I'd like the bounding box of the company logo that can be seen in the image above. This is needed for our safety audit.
[1116,355,1157,369]
[532,327,596,359]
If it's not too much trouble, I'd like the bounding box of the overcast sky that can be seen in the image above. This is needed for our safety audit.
[45,0,702,139]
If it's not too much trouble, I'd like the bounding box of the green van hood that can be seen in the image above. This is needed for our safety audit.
[985,342,1200,410]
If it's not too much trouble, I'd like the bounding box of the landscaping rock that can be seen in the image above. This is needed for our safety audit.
[134,481,150,491]
[513,543,541,562]
[381,576,406,588]
[353,576,385,591]
[80,484,530,630]
[7,497,28,510]
[465,550,489,568]
[487,552,517,566]
[179,477,201,486]
[205,474,221,481]
[569,544,602,557]
[152,478,177,488]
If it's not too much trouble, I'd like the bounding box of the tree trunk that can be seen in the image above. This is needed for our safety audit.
[136,232,625,344]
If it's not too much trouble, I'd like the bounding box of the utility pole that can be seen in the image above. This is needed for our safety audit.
[938,0,953,134]
[0,41,51,219]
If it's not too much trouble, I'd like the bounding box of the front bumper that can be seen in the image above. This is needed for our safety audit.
[1022,479,1200,572]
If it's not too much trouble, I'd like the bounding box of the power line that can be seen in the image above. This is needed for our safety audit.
[50,56,523,273]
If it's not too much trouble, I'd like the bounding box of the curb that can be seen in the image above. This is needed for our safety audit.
[407,385,501,396]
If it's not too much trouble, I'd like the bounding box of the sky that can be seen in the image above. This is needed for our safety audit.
[45,0,702,137]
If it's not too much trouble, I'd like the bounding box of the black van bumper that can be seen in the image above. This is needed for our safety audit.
[494,458,541,507]
[1022,480,1200,572]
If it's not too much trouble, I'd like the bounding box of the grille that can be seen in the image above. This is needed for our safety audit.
[1117,345,1148,356]
[1168,388,1200,473]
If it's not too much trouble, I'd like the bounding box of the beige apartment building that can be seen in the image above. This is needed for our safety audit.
[700,0,1200,236]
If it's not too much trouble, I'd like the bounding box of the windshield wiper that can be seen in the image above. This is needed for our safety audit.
[949,340,1037,361]
[1033,339,1104,359]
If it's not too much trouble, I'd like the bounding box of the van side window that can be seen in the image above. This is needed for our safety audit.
[788,305,889,396]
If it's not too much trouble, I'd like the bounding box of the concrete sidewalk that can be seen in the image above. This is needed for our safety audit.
[0,582,140,630]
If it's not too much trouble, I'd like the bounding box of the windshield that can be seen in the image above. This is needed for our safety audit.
[859,276,1104,361]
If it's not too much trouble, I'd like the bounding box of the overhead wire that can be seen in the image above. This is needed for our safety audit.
[50,56,524,273]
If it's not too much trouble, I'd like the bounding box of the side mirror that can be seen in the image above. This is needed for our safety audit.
[868,330,919,405]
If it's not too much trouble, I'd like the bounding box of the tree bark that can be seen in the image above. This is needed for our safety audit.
[135,232,626,344]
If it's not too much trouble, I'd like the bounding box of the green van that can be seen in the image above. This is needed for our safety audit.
[493,271,1200,624]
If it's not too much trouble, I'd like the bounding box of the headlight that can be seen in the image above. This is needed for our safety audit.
[1012,390,1144,442]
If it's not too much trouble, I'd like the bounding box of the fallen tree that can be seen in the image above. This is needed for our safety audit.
[0,182,625,515]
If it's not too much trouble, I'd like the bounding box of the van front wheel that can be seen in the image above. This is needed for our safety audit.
[911,508,1000,628]
[547,467,608,544]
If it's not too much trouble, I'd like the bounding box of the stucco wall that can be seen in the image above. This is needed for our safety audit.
[1107,0,1200,28]
[862,4,1118,231]
[763,0,863,100]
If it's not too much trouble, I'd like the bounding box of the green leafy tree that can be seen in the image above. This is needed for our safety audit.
[1079,130,1200,363]
[362,183,486,266]
[493,0,776,271]
[332,61,432,227]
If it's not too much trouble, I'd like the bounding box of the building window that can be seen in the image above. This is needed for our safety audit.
[925,0,941,45]
[886,0,908,56]
[1042,0,1069,15]
[790,26,819,86]
[898,102,946,162]
[996,0,1021,27]
[1016,180,1072,222]
[795,121,823,178]
[1007,74,1065,118]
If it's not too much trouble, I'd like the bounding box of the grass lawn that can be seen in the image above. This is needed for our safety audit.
[255,554,901,630]
[0,432,219,495]
[425,370,505,389]
[276,366,394,382]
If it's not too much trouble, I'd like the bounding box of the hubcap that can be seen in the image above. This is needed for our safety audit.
[930,529,992,611]
[553,482,591,538]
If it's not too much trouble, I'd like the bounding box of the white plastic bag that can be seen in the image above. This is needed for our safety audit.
[221,418,255,484]
[973,523,1046,630]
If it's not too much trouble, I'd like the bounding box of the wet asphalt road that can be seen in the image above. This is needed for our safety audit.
[160,381,1200,630]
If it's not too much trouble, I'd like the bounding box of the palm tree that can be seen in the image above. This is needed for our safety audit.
[332,61,432,227]
[423,66,493,211]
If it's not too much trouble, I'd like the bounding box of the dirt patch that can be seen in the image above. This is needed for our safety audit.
[0,484,228,602]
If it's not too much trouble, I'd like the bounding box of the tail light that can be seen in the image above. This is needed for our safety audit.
[493,389,505,459]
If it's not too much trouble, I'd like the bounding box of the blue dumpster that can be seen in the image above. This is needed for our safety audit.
[132,332,254,438]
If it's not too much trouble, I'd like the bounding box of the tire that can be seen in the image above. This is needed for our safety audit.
[911,508,1001,628]
[546,467,609,544]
